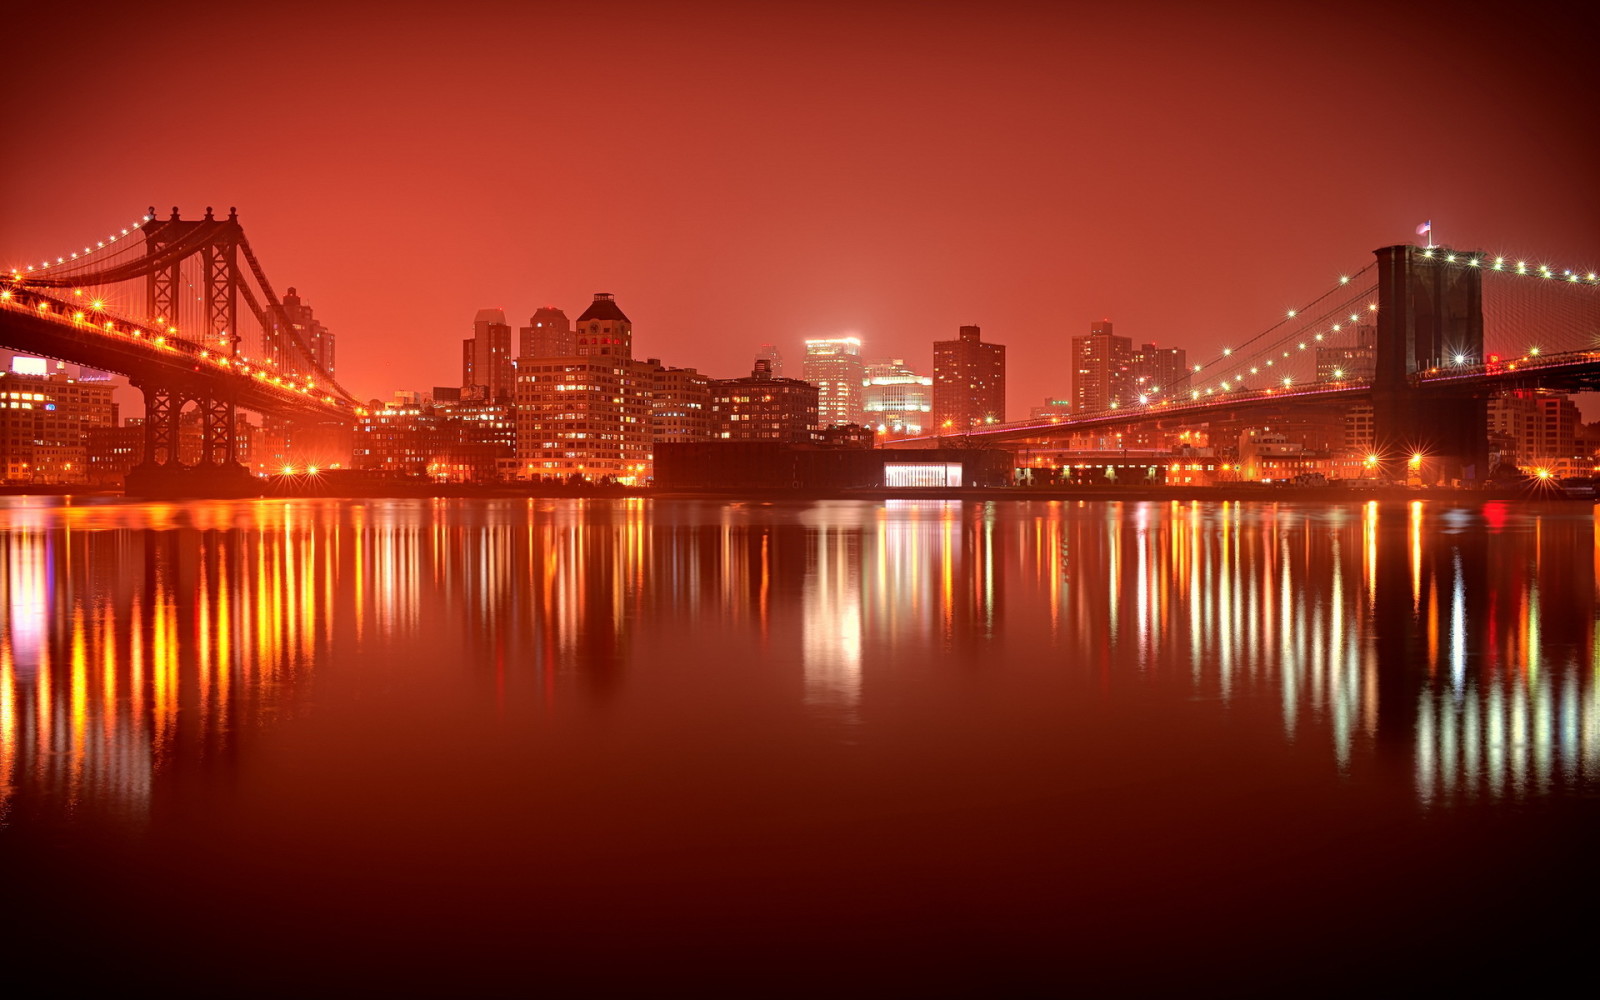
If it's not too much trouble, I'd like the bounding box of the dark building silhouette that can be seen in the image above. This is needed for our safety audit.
[1131,341,1189,400]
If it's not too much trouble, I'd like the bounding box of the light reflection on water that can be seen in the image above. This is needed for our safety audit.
[3,494,1599,989]
[1,495,1594,827]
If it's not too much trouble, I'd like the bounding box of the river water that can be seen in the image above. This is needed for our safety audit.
[1,496,1595,991]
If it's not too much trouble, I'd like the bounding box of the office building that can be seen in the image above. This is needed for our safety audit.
[802,337,864,428]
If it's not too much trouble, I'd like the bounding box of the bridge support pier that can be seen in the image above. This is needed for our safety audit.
[125,381,260,499]
[1371,390,1487,484]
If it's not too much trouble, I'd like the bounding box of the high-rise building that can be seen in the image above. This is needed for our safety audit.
[711,359,819,442]
[932,325,1006,431]
[513,293,655,482]
[861,359,932,436]
[802,337,864,428]
[278,287,336,378]
[1071,321,1132,413]
[462,308,514,401]
[519,306,574,359]
[1131,342,1189,402]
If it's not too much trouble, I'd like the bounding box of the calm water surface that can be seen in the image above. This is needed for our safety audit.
[1,496,1596,992]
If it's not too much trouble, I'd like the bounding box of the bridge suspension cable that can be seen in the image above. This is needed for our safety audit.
[1137,263,1379,407]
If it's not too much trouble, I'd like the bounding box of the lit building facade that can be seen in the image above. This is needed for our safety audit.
[513,293,655,482]
[649,364,713,443]
[353,401,441,476]
[802,337,864,428]
[463,308,514,401]
[434,397,517,481]
[933,325,1005,431]
[861,359,932,436]
[711,359,818,442]
[0,369,116,483]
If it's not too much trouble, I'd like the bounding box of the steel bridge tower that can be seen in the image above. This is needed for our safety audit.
[1372,244,1488,482]
[126,206,253,494]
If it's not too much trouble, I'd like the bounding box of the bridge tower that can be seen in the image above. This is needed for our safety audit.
[125,206,256,497]
[1371,244,1488,483]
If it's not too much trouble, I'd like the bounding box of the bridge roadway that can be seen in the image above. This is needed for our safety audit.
[0,284,351,421]
[887,349,1600,449]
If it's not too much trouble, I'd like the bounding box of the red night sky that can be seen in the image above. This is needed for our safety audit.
[4,0,1597,415]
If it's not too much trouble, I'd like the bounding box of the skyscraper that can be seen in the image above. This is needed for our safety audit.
[1071,321,1132,413]
[932,325,1005,431]
[802,337,864,428]
[462,308,513,400]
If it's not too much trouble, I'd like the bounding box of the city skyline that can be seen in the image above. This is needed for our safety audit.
[2,1,1594,419]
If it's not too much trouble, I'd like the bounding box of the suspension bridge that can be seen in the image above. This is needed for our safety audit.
[896,243,1600,481]
[0,207,358,496]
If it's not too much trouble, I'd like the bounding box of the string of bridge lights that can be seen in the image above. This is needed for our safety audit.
[1109,271,1380,412]
[7,213,155,277]
[1421,247,1600,284]
[0,285,344,410]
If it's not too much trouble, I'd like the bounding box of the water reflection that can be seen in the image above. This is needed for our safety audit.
[0,496,1595,826]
